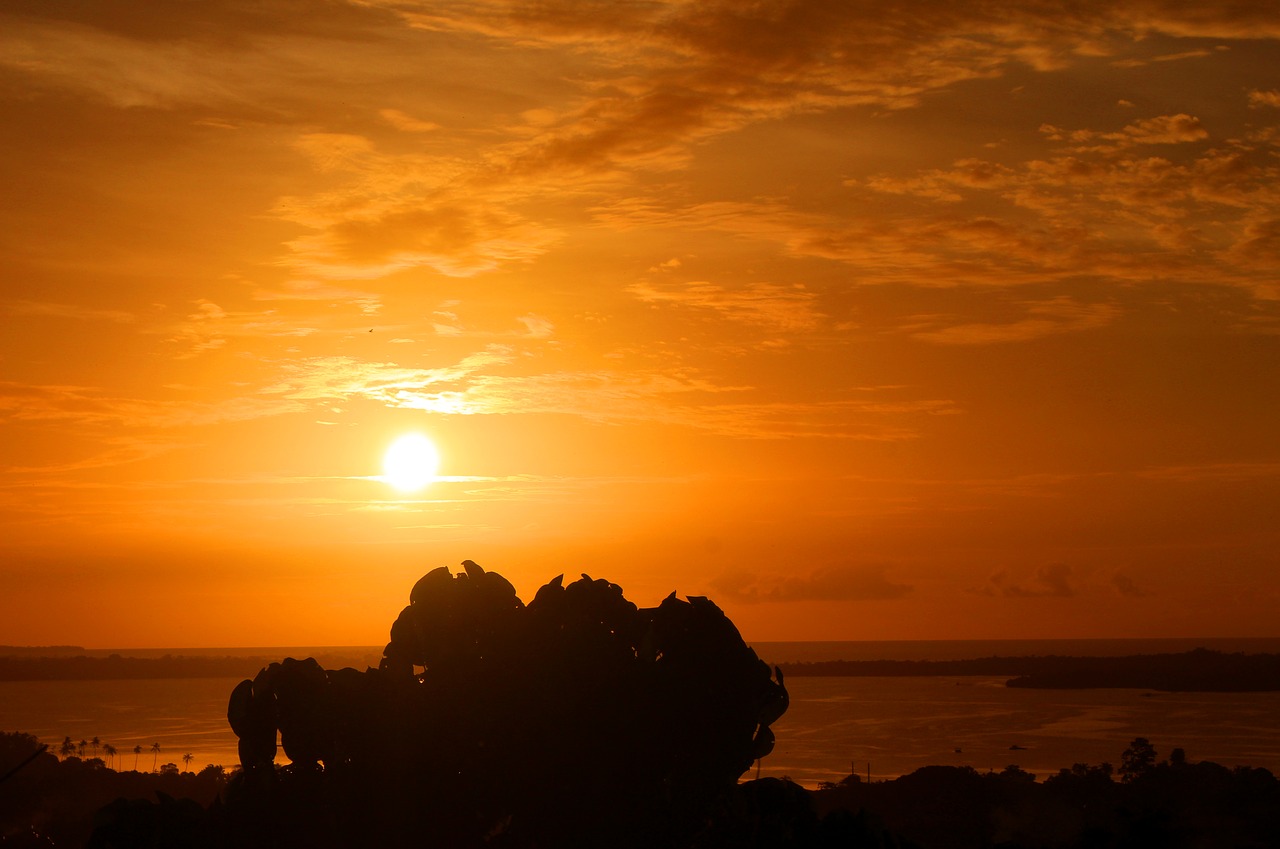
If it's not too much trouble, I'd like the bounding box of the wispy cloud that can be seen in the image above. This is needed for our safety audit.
[378,108,440,133]
[907,297,1119,345]
[1,300,135,323]
[712,562,912,603]
[1248,89,1280,109]
[627,280,822,331]
[249,3,1278,286]
[0,5,400,111]
[982,563,1076,598]
[260,352,955,438]
[165,299,340,358]
[1112,572,1151,598]
[1137,461,1280,483]
[1040,113,1209,150]
[0,381,304,430]
[273,133,562,279]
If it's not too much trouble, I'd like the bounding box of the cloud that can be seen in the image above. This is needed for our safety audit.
[0,380,304,431]
[1231,217,1280,267]
[251,279,383,315]
[165,299,338,358]
[0,4,400,111]
[1,300,135,323]
[678,397,959,440]
[12,1,1253,291]
[627,280,822,331]
[1249,90,1280,109]
[1049,114,1209,149]
[1112,572,1150,598]
[711,562,912,603]
[260,352,956,438]
[516,314,555,338]
[273,133,562,279]
[379,108,440,133]
[838,125,1280,296]
[983,563,1076,598]
[1137,461,1280,483]
[249,3,1269,283]
[908,297,1119,345]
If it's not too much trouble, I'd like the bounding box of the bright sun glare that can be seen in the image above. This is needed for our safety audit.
[382,433,440,492]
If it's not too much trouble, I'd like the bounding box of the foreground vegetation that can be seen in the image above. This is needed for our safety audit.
[3,730,1276,848]
[0,732,228,847]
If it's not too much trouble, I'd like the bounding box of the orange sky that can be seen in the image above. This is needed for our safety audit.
[2,1,1279,647]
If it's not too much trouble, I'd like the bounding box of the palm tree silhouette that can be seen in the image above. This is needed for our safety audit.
[151,742,161,772]
[91,736,101,758]
[182,752,194,772]
[133,744,143,771]
[59,737,75,758]
[103,742,117,769]
[77,739,87,757]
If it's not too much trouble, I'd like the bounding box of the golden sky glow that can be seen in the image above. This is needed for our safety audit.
[2,1,1279,647]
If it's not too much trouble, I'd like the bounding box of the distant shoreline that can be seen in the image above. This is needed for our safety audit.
[0,650,381,682]
[777,648,1280,691]
[3,646,1278,690]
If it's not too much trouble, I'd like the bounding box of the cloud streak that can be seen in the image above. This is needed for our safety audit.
[983,563,1076,598]
[627,280,822,331]
[712,563,913,603]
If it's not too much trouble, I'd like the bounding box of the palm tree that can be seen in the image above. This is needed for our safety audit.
[59,736,76,758]
[91,736,101,758]
[77,739,88,757]
[103,742,117,770]
[151,742,161,772]
[133,744,143,771]
[182,752,194,772]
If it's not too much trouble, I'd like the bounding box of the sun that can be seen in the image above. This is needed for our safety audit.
[382,433,440,492]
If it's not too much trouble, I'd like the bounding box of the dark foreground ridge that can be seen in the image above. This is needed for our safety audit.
[779,648,1280,691]
[5,733,1279,848]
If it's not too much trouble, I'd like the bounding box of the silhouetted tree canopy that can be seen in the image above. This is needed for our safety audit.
[218,561,789,848]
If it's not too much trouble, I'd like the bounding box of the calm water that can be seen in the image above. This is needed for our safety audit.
[4,639,1278,786]
[0,677,246,773]
[759,676,1280,786]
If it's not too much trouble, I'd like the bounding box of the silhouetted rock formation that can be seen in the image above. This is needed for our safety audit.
[216,561,788,848]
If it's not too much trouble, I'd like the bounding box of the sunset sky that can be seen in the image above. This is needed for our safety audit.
[3,1,1279,648]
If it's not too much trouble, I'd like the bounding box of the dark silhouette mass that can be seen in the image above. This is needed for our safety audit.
[217,561,789,848]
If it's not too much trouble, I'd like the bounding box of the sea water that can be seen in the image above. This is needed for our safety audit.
[757,676,1280,786]
[4,639,1278,786]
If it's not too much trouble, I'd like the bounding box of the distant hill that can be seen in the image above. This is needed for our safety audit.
[0,645,87,657]
[0,650,379,681]
[778,648,1280,692]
